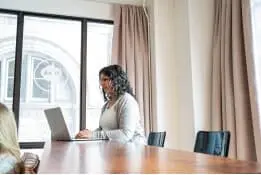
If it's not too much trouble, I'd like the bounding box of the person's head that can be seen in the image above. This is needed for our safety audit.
[0,103,20,161]
[99,64,134,101]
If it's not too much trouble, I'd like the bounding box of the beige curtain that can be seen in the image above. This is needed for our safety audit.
[111,4,152,135]
[211,0,261,161]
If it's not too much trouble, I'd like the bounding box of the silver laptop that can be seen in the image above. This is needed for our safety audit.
[44,107,106,141]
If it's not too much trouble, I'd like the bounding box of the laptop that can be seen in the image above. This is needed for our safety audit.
[44,107,106,141]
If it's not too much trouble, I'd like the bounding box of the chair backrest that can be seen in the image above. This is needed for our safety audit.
[194,130,230,157]
[147,131,166,147]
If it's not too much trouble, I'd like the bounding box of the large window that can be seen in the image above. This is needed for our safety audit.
[0,10,113,146]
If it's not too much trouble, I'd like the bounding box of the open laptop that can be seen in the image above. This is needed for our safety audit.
[44,107,106,141]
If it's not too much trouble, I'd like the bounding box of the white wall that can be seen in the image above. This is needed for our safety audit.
[172,0,196,151]
[148,0,180,149]
[148,0,214,151]
[188,0,214,133]
[0,0,113,20]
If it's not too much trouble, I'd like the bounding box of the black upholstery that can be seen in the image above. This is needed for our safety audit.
[147,131,166,147]
[194,131,230,157]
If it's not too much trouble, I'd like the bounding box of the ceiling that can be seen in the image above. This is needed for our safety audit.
[82,0,144,5]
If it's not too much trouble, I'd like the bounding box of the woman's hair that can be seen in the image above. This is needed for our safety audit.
[99,64,134,101]
[0,103,21,165]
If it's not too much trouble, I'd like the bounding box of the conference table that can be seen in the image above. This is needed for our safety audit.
[38,141,261,173]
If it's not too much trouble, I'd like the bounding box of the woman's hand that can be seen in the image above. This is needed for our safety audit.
[75,129,93,139]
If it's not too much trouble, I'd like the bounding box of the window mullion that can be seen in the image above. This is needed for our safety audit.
[80,19,87,130]
[13,12,24,130]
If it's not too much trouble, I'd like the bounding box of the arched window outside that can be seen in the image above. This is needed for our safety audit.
[5,56,75,102]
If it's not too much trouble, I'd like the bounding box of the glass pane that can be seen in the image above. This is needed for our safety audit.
[8,59,15,76]
[33,79,49,98]
[33,57,49,78]
[86,22,113,130]
[7,78,14,98]
[19,16,81,142]
[6,58,27,100]
[32,57,50,99]
[0,13,17,107]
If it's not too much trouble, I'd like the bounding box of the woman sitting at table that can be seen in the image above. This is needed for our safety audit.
[76,65,146,144]
[0,103,23,173]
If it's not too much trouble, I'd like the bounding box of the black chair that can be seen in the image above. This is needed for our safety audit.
[147,131,166,147]
[194,130,230,157]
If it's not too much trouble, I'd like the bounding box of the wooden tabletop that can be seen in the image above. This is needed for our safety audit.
[38,141,261,173]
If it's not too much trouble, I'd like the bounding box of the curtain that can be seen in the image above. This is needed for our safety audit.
[111,4,153,135]
[211,0,261,161]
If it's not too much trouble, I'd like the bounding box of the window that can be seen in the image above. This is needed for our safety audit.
[0,11,113,146]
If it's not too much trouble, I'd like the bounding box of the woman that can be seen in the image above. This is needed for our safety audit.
[76,65,146,144]
[0,103,23,173]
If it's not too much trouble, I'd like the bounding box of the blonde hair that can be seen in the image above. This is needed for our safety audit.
[0,103,21,162]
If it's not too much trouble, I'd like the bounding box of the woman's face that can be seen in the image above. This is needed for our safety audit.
[99,73,114,95]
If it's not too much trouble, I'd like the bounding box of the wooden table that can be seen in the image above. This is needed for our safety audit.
[38,141,261,173]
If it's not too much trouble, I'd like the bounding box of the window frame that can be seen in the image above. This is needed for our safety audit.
[0,8,113,149]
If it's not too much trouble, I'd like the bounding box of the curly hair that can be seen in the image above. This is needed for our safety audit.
[99,64,134,101]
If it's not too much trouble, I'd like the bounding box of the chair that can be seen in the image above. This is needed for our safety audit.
[194,130,230,157]
[147,131,166,147]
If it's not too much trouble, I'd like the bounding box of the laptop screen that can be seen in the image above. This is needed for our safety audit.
[44,107,72,140]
